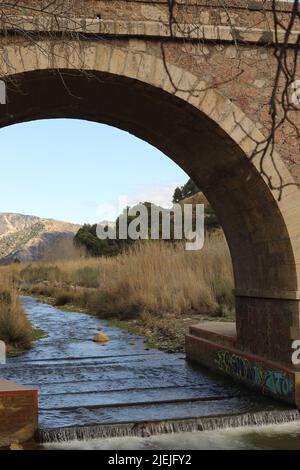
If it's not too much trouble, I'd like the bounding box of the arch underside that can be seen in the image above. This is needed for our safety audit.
[2,67,300,365]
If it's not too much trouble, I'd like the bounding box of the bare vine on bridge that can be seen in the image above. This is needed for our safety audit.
[262,0,300,197]
[0,0,299,199]
[0,0,100,94]
[162,1,300,199]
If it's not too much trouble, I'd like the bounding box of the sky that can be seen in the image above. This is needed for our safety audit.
[0,119,188,224]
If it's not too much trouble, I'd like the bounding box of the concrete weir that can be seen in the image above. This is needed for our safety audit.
[0,379,38,447]
[186,323,300,407]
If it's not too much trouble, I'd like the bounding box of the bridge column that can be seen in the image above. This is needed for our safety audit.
[235,293,300,365]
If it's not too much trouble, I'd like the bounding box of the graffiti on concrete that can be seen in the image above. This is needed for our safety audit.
[215,351,294,399]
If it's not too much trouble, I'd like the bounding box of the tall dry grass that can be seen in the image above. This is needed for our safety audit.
[19,232,234,318]
[0,269,35,353]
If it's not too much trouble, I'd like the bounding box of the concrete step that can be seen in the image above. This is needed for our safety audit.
[188,322,237,348]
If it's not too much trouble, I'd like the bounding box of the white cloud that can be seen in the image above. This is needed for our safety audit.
[95,181,183,222]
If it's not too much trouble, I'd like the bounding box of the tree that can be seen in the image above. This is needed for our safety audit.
[73,224,120,257]
[172,179,200,203]
[181,179,200,199]
[172,187,183,203]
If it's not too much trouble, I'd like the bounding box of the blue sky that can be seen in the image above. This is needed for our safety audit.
[0,119,187,224]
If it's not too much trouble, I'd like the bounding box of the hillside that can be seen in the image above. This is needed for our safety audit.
[0,213,81,263]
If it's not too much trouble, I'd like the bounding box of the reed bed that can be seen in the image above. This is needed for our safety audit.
[0,270,38,354]
[18,232,234,318]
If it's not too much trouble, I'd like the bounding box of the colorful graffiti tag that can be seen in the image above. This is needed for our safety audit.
[215,351,294,399]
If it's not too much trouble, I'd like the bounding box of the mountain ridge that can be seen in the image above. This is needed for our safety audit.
[0,212,81,263]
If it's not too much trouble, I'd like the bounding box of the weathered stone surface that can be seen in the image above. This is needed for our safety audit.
[0,380,38,448]
[1,0,300,408]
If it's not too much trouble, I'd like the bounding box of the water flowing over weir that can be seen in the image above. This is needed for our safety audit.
[2,296,300,447]
[39,410,300,444]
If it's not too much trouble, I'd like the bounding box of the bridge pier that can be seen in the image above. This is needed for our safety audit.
[0,379,38,448]
[186,321,300,407]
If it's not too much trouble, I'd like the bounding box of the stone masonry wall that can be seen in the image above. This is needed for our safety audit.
[1,0,300,181]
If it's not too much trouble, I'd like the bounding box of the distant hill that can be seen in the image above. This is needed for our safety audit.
[0,213,81,263]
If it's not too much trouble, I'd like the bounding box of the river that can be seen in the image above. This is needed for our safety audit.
[1,296,300,450]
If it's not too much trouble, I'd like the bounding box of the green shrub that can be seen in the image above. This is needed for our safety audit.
[86,291,141,320]
[86,291,112,317]
[120,303,141,320]
[27,284,55,298]
[54,293,73,306]
[0,290,12,304]
[72,267,99,288]
[21,265,63,283]
[73,290,90,308]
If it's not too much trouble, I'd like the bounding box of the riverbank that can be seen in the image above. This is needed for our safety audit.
[0,271,45,356]
[21,288,233,352]
[0,236,234,353]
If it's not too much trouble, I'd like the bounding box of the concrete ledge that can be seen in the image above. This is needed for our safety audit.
[186,323,300,407]
[1,18,298,46]
[0,379,38,448]
[189,321,237,348]
[234,288,300,300]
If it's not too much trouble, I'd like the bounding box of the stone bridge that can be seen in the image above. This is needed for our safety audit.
[0,0,300,443]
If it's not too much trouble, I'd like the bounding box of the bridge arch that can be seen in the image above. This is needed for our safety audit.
[1,40,300,371]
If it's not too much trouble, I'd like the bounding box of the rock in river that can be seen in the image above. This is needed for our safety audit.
[93,333,109,343]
